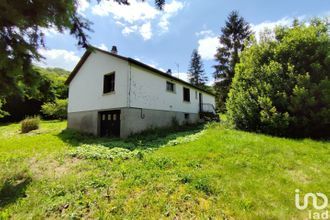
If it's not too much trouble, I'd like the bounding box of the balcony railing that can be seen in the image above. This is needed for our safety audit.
[200,103,216,114]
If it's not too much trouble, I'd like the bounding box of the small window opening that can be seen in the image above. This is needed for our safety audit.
[103,72,115,93]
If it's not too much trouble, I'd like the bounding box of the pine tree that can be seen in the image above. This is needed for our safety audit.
[214,11,251,112]
[188,49,208,88]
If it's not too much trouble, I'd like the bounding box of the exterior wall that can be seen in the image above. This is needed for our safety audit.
[68,110,99,135]
[129,64,215,113]
[67,51,216,138]
[120,108,201,138]
[68,51,129,113]
[68,107,201,138]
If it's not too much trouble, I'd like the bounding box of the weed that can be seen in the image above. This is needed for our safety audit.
[152,157,177,169]
[69,144,143,161]
[193,177,214,195]
[21,116,40,133]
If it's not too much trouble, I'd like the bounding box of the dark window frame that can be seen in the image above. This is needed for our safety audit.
[103,72,115,94]
[183,87,190,102]
[166,81,175,93]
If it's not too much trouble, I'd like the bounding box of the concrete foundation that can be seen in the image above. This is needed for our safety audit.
[67,110,98,135]
[68,107,202,138]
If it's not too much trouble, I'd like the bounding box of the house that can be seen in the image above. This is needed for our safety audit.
[65,46,217,138]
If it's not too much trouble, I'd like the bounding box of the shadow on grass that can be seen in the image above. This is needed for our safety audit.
[57,124,205,150]
[0,177,32,208]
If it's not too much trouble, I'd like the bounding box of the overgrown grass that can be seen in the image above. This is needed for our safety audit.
[0,120,329,219]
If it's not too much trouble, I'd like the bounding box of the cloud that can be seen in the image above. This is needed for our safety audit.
[195,30,213,37]
[206,78,215,86]
[175,72,189,82]
[98,43,109,51]
[92,0,184,40]
[140,22,152,40]
[40,26,67,37]
[122,25,138,35]
[197,34,219,60]
[36,48,80,71]
[92,0,158,22]
[196,16,299,60]
[77,0,90,14]
[158,0,184,32]
[251,17,296,41]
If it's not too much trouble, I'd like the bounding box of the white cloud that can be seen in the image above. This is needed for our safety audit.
[36,48,80,71]
[206,78,215,86]
[251,17,295,41]
[175,72,189,82]
[158,0,184,32]
[92,0,184,40]
[98,43,109,51]
[140,22,152,40]
[195,30,214,37]
[40,26,65,37]
[198,36,219,61]
[196,16,298,60]
[92,0,158,22]
[122,25,138,35]
[77,0,90,14]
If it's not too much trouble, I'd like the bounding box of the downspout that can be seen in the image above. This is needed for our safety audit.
[128,62,145,119]
[128,62,132,108]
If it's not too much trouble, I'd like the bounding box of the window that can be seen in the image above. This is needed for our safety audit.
[195,91,198,99]
[103,72,115,93]
[184,113,190,119]
[166,81,175,92]
[183,87,190,102]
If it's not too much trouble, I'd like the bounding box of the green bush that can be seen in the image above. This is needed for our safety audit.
[21,116,40,133]
[41,99,67,120]
[226,19,330,138]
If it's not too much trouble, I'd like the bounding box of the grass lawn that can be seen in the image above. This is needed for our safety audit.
[0,120,329,219]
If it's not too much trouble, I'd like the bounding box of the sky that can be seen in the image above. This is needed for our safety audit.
[36,0,330,85]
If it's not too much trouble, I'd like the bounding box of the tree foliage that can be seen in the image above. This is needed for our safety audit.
[41,99,68,120]
[188,49,208,88]
[214,11,251,112]
[0,0,164,117]
[226,19,330,139]
[1,67,69,122]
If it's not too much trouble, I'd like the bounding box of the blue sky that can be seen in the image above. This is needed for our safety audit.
[37,0,330,84]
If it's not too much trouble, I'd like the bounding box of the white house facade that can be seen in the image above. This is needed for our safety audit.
[66,46,216,138]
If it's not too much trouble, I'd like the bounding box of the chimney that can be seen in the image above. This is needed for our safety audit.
[111,46,118,54]
[166,69,172,75]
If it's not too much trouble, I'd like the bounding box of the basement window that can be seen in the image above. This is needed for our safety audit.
[103,72,115,93]
[166,81,175,92]
[184,113,190,119]
[183,87,190,102]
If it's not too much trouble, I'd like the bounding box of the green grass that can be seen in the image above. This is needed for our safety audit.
[0,120,329,219]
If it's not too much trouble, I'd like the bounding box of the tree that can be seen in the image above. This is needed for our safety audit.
[214,11,251,112]
[226,19,330,139]
[41,99,68,120]
[0,0,165,117]
[188,49,208,88]
[0,67,70,122]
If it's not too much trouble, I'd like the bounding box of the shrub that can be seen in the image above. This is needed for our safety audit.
[226,19,330,138]
[21,116,40,133]
[41,99,67,120]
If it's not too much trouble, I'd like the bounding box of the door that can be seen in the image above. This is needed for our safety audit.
[199,93,203,112]
[100,110,120,137]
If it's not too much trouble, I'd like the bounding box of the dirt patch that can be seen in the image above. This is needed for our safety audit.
[29,157,81,180]
[287,169,311,184]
